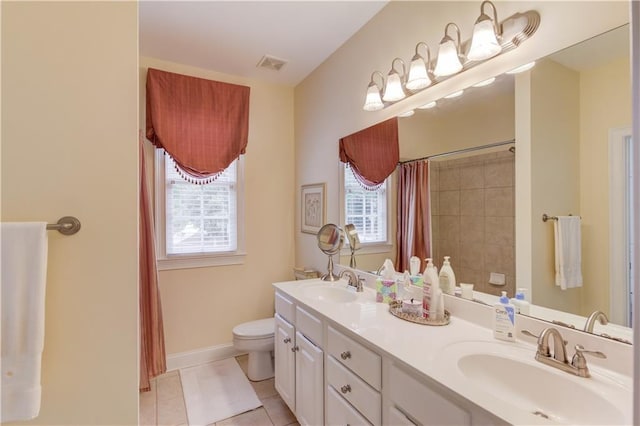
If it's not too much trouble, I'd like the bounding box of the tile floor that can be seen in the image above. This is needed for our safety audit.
[139,355,299,426]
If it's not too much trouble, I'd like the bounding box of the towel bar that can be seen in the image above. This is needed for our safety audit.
[46,216,81,235]
[542,213,579,222]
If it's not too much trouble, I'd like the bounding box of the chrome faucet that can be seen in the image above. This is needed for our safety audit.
[339,270,363,292]
[584,310,609,333]
[522,327,607,378]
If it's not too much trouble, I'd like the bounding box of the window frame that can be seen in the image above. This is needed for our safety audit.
[338,163,393,255]
[154,149,246,270]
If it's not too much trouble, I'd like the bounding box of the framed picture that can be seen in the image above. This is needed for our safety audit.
[301,183,326,234]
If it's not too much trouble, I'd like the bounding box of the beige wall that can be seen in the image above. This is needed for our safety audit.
[527,59,582,312]
[579,55,632,315]
[140,57,296,354]
[1,2,138,425]
[295,1,629,277]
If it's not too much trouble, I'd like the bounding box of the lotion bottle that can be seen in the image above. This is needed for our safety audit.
[493,291,516,342]
[510,289,530,315]
[422,259,438,318]
[438,256,456,295]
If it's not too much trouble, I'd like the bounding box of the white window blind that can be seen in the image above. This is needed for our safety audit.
[165,158,237,255]
[344,166,387,243]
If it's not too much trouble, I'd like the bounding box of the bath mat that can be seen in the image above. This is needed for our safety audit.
[180,358,262,425]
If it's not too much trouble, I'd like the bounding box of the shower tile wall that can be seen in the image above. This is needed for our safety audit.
[430,151,515,297]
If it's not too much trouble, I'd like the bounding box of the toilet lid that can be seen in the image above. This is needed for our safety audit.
[233,317,274,339]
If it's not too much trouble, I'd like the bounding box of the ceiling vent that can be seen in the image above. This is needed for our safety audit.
[257,55,288,71]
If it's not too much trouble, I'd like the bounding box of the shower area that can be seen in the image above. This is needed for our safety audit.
[430,147,515,297]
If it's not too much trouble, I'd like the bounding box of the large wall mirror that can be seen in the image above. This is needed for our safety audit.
[342,24,633,343]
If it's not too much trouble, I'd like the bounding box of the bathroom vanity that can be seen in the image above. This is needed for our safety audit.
[273,278,633,425]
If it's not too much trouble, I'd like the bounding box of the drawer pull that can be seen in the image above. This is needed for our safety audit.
[340,351,352,360]
[283,337,291,344]
[340,384,351,394]
[291,346,299,352]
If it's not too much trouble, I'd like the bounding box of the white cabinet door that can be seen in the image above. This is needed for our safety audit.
[274,314,295,412]
[294,331,324,426]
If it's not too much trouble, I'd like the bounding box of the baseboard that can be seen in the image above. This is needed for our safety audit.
[166,343,246,371]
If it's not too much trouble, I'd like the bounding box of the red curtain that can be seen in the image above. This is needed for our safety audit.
[339,118,399,188]
[395,161,431,273]
[139,138,166,392]
[146,68,250,180]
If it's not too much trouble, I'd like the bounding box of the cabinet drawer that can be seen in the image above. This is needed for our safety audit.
[295,305,322,347]
[327,356,381,425]
[328,326,381,390]
[388,363,470,425]
[275,291,295,323]
[326,385,372,426]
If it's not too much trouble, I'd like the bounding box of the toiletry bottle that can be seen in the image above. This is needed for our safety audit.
[429,278,445,321]
[493,291,516,342]
[438,256,456,295]
[422,258,438,318]
[510,289,530,315]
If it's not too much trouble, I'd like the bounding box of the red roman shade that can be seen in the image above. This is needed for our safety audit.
[146,68,250,181]
[339,118,399,188]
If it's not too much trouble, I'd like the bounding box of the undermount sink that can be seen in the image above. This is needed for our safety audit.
[302,284,358,303]
[437,341,632,425]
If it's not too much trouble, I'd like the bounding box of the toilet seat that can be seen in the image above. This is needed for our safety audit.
[232,318,274,340]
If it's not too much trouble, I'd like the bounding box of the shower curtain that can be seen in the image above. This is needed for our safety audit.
[395,160,431,273]
[139,138,166,392]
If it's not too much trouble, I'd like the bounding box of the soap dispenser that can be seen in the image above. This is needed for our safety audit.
[438,256,456,295]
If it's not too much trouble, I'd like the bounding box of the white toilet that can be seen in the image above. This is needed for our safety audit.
[232,317,275,381]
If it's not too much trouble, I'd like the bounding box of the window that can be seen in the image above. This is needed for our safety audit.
[342,164,390,249]
[155,150,245,269]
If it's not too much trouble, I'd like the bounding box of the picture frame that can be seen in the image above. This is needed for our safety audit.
[301,183,326,234]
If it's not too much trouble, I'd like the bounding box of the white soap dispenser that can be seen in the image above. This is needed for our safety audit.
[438,256,456,295]
[493,291,516,342]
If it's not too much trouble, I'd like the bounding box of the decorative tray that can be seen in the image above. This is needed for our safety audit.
[388,300,450,326]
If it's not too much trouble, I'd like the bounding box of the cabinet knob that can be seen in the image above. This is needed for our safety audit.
[340,351,351,360]
[291,346,299,352]
[340,384,351,394]
[283,337,291,344]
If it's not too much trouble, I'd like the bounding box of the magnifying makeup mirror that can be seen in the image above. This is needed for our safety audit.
[344,224,361,268]
[317,223,344,281]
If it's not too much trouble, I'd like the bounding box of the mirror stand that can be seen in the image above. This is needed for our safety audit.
[322,254,340,281]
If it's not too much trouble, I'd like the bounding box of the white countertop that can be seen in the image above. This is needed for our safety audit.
[273,278,633,425]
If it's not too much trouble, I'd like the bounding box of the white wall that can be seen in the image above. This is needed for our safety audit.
[140,57,296,355]
[2,2,138,424]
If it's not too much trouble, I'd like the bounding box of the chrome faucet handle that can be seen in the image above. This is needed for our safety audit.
[356,276,365,292]
[571,344,606,378]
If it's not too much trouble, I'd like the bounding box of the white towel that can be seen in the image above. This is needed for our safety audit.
[1,223,48,422]
[553,216,583,290]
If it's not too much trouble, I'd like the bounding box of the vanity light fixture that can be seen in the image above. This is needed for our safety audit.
[506,61,536,74]
[382,58,407,102]
[362,71,385,111]
[472,77,496,87]
[467,1,502,61]
[417,101,437,109]
[406,42,433,91]
[433,23,464,77]
[444,89,464,99]
[362,1,540,112]
[398,110,415,117]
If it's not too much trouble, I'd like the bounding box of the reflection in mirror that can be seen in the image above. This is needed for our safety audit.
[342,25,632,344]
[317,223,344,281]
[344,224,361,268]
